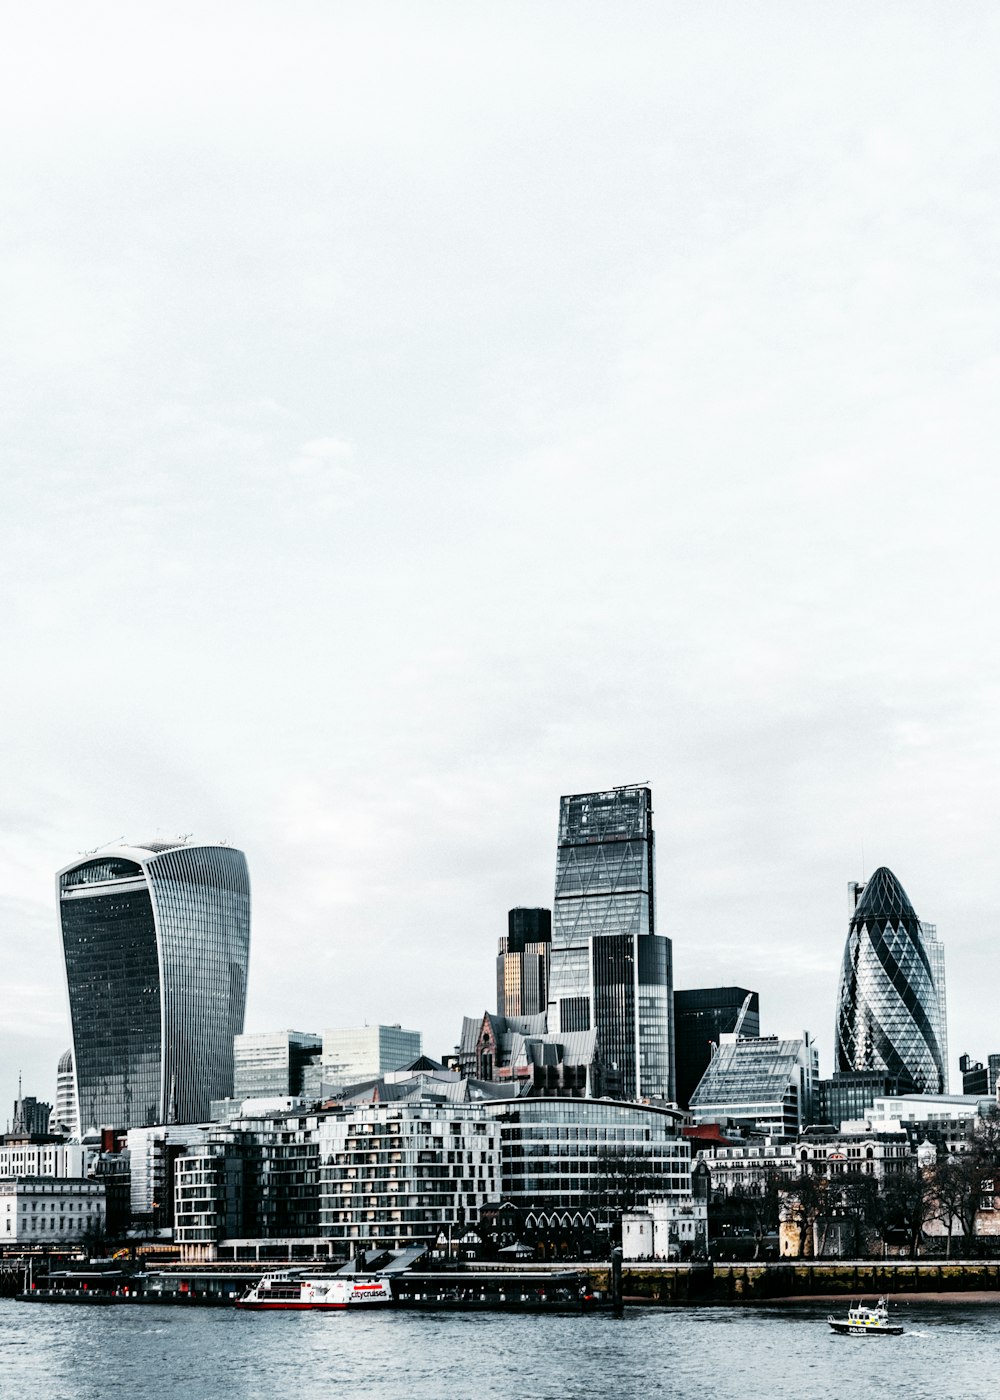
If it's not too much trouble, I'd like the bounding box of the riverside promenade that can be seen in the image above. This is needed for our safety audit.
[604,1260,1000,1304]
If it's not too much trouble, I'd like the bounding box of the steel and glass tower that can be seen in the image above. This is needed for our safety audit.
[835,867,944,1095]
[57,842,251,1131]
[548,786,673,1101]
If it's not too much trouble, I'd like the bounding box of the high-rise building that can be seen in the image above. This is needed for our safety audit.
[547,786,673,1101]
[959,1052,1000,1096]
[920,921,949,1092]
[673,988,760,1110]
[321,1025,422,1089]
[497,907,551,1017]
[233,1030,323,1100]
[688,1033,819,1137]
[55,1049,78,1138]
[836,868,944,1095]
[57,841,251,1132]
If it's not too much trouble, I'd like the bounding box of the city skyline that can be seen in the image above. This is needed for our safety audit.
[4,5,1000,1118]
[1,810,980,1122]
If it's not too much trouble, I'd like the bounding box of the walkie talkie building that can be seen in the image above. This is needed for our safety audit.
[57,842,251,1132]
[835,866,944,1095]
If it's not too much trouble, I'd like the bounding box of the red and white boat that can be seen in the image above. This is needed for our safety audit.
[237,1271,393,1310]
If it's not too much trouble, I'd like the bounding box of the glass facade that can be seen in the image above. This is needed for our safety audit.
[688,1035,819,1137]
[486,1097,689,1218]
[835,868,945,1095]
[234,1030,323,1100]
[58,842,251,1131]
[673,987,760,1111]
[548,787,673,1100]
[321,1025,422,1089]
[921,922,949,1093]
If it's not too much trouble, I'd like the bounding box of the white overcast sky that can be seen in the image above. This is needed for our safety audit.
[3,2,1000,1119]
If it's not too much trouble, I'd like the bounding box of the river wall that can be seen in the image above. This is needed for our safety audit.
[585,1261,1000,1303]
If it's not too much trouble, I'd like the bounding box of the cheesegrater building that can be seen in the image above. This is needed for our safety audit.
[57,842,251,1132]
[547,786,674,1102]
[835,867,945,1095]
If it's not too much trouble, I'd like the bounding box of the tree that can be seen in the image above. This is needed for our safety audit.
[931,1154,982,1255]
[779,1174,827,1257]
[878,1166,934,1257]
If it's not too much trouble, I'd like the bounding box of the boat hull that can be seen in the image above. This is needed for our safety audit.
[828,1320,903,1336]
[237,1300,391,1311]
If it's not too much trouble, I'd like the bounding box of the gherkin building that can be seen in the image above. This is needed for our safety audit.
[835,866,944,1094]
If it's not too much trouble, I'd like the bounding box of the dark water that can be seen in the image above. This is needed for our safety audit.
[1,1299,995,1400]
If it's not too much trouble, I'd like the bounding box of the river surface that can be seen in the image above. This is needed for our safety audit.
[0,1298,995,1399]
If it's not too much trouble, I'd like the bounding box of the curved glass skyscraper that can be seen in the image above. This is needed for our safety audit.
[57,842,251,1131]
[835,866,944,1094]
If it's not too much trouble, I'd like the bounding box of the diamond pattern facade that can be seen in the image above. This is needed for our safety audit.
[835,867,944,1095]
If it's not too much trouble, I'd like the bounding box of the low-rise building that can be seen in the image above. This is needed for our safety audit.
[697,1131,913,1196]
[622,1196,709,1261]
[0,1142,95,1180]
[1,1177,105,1245]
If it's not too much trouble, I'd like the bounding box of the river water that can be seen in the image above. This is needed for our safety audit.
[1,1298,994,1399]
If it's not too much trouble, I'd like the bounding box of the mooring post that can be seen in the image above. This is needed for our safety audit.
[611,1246,623,1317]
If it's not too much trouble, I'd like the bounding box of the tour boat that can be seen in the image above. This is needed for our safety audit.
[827,1297,903,1336]
[237,1271,393,1310]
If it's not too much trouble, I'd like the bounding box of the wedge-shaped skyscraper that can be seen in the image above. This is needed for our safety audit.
[58,842,251,1131]
[835,866,944,1094]
[548,786,673,1101]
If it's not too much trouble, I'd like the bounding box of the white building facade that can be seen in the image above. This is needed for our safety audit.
[1,1178,105,1244]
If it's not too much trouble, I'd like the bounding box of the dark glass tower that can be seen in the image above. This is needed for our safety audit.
[673,987,760,1110]
[497,907,551,1017]
[57,842,251,1131]
[548,786,673,1101]
[835,866,944,1094]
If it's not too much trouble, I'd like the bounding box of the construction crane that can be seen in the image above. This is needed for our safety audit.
[732,992,754,1040]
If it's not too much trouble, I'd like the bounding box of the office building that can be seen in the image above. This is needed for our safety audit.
[921,922,949,1092]
[959,1053,1000,1096]
[233,1030,323,1101]
[55,1049,78,1138]
[1,1178,105,1245]
[321,1025,422,1089]
[688,1033,819,1137]
[673,988,760,1110]
[547,786,673,1101]
[497,907,551,1018]
[0,1141,95,1179]
[816,1070,909,1128]
[836,869,945,1095]
[58,841,251,1131]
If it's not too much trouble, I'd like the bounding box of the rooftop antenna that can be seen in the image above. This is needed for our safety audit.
[178,832,193,844]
